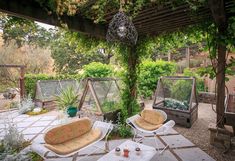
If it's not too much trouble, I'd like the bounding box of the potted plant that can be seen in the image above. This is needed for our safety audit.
[55,86,79,117]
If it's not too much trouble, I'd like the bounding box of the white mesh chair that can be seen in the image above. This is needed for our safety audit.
[126,109,175,154]
[31,120,113,160]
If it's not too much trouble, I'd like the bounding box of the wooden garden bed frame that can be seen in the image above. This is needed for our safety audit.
[224,94,235,132]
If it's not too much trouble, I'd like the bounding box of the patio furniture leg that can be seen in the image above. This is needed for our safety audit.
[76,144,108,161]
[153,133,169,155]
[159,144,169,154]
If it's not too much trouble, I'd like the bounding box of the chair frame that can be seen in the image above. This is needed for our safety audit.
[126,109,175,154]
[31,120,113,160]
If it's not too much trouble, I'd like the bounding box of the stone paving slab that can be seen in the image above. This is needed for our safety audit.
[31,120,52,127]
[22,126,45,135]
[76,155,102,161]
[0,130,6,137]
[50,120,61,126]
[16,121,33,128]
[41,126,54,133]
[15,114,30,118]
[151,150,178,161]
[160,135,195,148]
[22,116,41,122]
[24,134,36,141]
[13,117,26,122]
[174,147,215,161]
[162,128,179,135]
[40,116,57,121]
[45,157,73,161]
[0,123,8,129]
[141,137,165,149]
[33,134,45,143]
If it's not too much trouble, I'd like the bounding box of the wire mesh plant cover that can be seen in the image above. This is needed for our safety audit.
[106,11,138,46]
[79,78,121,114]
[154,77,197,111]
[35,80,80,102]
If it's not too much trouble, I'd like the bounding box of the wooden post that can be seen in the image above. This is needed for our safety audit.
[186,47,190,68]
[209,0,228,128]
[168,52,171,61]
[78,79,89,110]
[88,81,103,114]
[19,66,25,99]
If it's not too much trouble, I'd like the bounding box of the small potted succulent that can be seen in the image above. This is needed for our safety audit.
[55,86,79,117]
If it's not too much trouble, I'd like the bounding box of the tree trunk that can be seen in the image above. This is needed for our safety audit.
[216,41,226,127]
[127,46,138,116]
[209,0,227,128]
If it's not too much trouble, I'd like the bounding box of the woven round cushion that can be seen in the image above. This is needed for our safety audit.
[135,117,163,131]
[44,117,92,145]
[141,109,165,125]
[45,128,102,155]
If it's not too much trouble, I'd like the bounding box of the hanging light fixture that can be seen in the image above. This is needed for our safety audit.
[106,1,138,46]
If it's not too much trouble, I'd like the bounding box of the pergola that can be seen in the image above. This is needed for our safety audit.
[0,0,234,127]
[0,64,26,99]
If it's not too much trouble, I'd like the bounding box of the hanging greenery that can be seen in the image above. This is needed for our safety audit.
[36,0,207,23]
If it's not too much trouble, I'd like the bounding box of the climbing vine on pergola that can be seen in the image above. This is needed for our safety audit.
[0,0,234,126]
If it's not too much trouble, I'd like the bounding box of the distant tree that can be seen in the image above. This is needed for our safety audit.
[0,13,115,74]
[50,30,114,74]
[0,40,54,74]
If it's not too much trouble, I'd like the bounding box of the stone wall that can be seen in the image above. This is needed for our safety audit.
[198,92,216,104]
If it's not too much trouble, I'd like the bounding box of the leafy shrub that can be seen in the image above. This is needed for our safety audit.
[82,62,113,78]
[25,74,53,98]
[0,122,31,161]
[18,95,35,114]
[183,68,205,92]
[102,101,120,113]
[138,60,176,98]
[25,73,81,98]
[108,111,133,139]
[117,124,132,138]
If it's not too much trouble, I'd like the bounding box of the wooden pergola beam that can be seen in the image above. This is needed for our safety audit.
[0,0,107,39]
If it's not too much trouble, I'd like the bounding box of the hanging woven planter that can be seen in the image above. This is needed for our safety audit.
[106,11,138,46]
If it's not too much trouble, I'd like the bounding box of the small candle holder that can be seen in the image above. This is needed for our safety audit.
[135,147,141,155]
[115,147,121,156]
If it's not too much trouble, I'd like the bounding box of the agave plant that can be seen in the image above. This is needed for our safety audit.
[54,86,79,111]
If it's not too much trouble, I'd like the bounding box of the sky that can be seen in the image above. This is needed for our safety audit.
[36,21,55,30]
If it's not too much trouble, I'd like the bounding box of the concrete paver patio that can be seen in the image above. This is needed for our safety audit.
[0,110,215,161]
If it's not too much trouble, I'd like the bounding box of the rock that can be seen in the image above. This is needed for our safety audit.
[33,107,42,113]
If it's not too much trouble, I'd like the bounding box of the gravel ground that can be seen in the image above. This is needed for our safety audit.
[144,100,235,161]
